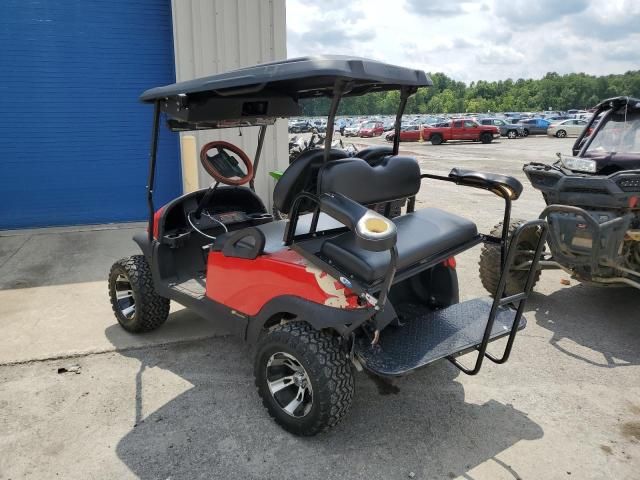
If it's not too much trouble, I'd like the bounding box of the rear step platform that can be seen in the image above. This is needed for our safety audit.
[355,297,526,376]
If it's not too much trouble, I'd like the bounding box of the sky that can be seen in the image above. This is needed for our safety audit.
[286,0,640,83]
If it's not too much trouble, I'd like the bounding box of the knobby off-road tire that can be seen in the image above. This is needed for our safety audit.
[108,255,170,333]
[480,132,493,144]
[479,220,542,297]
[254,321,354,436]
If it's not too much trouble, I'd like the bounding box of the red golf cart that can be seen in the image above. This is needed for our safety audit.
[108,56,547,436]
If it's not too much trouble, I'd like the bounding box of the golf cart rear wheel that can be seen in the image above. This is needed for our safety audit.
[108,255,169,333]
[254,321,354,436]
[479,220,542,297]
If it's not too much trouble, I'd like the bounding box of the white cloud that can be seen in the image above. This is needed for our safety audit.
[285,0,639,82]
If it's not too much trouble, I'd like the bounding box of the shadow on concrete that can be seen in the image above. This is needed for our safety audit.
[105,326,543,480]
[529,284,640,368]
[0,227,143,290]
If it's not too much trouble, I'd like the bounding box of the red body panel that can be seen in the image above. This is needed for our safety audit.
[151,207,164,239]
[206,248,360,316]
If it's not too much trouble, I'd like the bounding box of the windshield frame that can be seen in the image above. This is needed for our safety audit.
[583,110,640,158]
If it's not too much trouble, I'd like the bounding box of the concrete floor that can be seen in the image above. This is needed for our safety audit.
[1,136,639,479]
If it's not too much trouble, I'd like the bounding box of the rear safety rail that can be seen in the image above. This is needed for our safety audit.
[448,219,549,375]
[539,204,627,272]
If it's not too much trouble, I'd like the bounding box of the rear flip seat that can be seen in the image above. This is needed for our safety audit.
[320,208,478,283]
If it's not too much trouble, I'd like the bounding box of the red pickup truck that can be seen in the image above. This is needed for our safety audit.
[423,119,499,145]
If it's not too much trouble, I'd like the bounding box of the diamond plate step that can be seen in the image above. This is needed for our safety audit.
[355,297,526,376]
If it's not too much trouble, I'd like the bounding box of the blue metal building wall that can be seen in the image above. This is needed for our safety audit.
[0,1,181,229]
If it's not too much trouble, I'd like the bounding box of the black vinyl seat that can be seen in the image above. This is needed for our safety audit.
[321,208,478,283]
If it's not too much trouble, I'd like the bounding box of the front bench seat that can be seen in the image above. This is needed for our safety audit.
[273,148,348,215]
[321,208,478,283]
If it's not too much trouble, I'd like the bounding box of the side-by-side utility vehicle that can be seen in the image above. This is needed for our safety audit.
[109,56,547,435]
[480,96,640,294]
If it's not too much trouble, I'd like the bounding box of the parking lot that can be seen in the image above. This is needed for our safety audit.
[1,136,639,479]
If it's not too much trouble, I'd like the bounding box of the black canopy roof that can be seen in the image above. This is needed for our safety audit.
[140,55,432,102]
[595,96,640,112]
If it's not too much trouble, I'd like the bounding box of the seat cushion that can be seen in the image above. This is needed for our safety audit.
[320,208,478,283]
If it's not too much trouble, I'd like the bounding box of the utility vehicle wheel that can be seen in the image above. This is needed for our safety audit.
[480,132,493,144]
[507,130,517,139]
[430,134,443,145]
[479,220,543,297]
[254,321,354,436]
[556,129,567,138]
[108,255,170,333]
[522,129,529,137]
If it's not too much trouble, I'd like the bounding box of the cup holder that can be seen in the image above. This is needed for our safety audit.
[363,217,390,234]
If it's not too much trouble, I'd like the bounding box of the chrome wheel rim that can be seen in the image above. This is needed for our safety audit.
[114,273,135,319]
[266,352,313,418]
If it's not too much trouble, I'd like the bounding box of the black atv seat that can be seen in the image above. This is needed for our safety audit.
[321,208,478,283]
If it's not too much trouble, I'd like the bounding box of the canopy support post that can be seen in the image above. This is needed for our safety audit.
[250,124,268,192]
[147,101,161,245]
[324,79,352,163]
[392,86,415,156]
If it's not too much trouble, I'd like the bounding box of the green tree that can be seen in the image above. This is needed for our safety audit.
[298,70,640,116]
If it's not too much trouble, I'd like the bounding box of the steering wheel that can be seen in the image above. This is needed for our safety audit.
[200,141,254,186]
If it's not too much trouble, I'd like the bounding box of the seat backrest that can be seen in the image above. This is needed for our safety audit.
[273,148,347,214]
[356,145,393,166]
[317,155,421,205]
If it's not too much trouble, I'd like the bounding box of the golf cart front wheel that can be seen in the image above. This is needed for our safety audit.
[478,220,543,297]
[108,255,169,333]
[254,321,354,436]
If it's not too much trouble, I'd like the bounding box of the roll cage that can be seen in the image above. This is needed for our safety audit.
[141,55,432,243]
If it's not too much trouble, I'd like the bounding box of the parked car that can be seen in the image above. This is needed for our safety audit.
[518,118,550,136]
[422,119,499,144]
[547,119,589,138]
[358,121,384,137]
[383,121,395,131]
[343,122,364,137]
[288,120,312,133]
[545,115,572,123]
[478,118,524,139]
[384,124,423,142]
[312,120,327,133]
